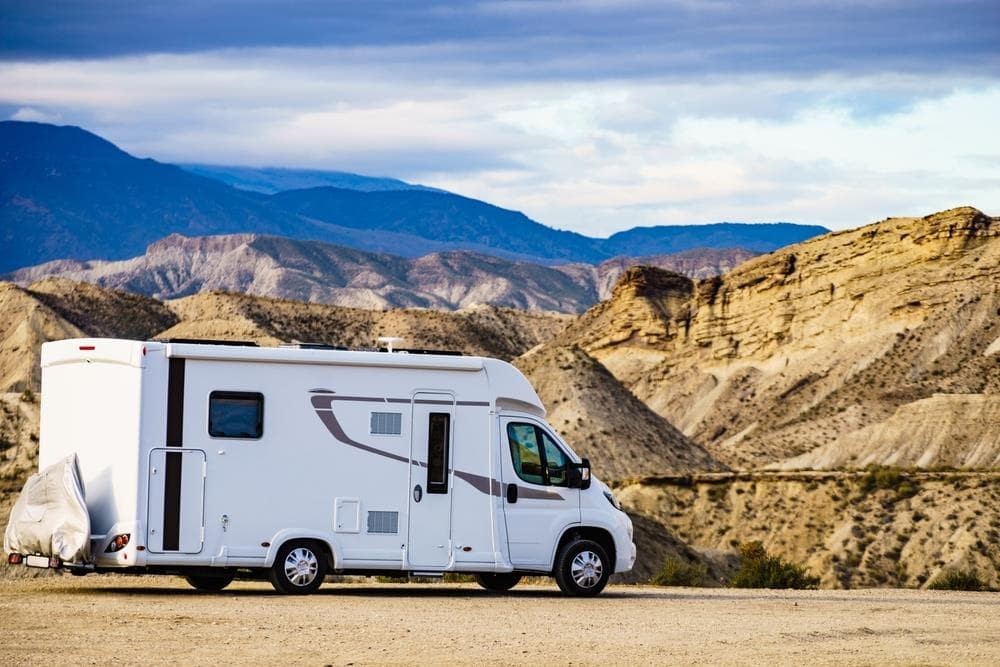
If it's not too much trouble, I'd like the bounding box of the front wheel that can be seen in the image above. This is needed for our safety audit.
[268,541,326,595]
[474,572,522,593]
[554,539,610,597]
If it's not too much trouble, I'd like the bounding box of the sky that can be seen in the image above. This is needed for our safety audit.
[1,0,999,235]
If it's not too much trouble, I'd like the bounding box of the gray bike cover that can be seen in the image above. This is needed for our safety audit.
[4,454,91,563]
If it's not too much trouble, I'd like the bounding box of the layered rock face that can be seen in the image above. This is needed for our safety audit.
[618,471,1000,589]
[554,207,1000,469]
[515,344,726,480]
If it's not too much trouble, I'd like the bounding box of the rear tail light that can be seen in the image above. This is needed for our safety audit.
[7,553,23,565]
[105,534,131,553]
[49,556,62,568]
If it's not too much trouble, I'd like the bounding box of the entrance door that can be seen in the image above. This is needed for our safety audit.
[500,418,580,567]
[407,392,454,569]
[147,448,206,554]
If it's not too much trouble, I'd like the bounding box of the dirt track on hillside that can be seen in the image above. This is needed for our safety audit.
[2,575,999,665]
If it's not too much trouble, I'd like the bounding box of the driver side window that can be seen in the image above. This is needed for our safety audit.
[507,422,569,487]
[507,423,544,485]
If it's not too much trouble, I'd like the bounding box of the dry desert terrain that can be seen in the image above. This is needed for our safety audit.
[2,575,1000,665]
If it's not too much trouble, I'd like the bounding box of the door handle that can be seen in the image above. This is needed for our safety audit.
[506,483,518,504]
[413,484,423,503]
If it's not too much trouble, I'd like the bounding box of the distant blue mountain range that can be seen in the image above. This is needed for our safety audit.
[0,121,829,273]
[180,163,444,195]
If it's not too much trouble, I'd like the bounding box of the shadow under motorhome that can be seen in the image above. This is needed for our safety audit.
[4,338,635,596]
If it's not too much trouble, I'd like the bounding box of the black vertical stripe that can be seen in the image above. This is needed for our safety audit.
[163,358,185,551]
[162,452,182,551]
[166,358,185,447]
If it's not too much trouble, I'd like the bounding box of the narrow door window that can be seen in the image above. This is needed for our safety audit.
[426,412,450,494]
[541,431,568,486]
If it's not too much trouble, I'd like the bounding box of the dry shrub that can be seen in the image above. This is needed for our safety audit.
[651,557,708,587]
[729,541,819,589]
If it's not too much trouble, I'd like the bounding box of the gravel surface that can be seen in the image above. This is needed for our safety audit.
[2,575,1000,665]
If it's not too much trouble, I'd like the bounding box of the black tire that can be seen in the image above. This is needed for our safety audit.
[554,539,611,597]
[185,572,235,592]
[268,541,326,595]
[474,572,522,593]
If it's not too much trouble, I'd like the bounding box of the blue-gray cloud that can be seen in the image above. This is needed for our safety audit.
[3,0,998,79]
[1,1,998,235]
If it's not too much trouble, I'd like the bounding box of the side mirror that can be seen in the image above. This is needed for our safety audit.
[567,458,592,490]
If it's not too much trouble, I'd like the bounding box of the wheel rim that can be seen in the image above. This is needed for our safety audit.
[283,547,320,587]
[570,550,604,589]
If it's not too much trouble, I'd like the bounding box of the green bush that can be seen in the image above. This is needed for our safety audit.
[651,557,708,587]
[860,465,919,501]
[928,567,987,591]
[728,542,819,589]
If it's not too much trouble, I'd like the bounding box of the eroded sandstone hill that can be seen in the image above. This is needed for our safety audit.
[551,207,1000,470]
[0,283,84,393]
[0,280,572,393]
[163,290,570,360]
[515,345,726,479]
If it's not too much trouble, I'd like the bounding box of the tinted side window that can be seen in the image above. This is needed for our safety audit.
[507,423,544,485]
[541,431,568,487]
[427,412,450,494]
[209,391,263,439]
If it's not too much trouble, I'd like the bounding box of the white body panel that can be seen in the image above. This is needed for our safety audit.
[34,338,635,578]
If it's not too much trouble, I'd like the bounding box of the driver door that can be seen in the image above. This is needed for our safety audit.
[500,418,580,568]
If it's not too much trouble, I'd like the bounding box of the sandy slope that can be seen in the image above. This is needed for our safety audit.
[2,576,1000,665]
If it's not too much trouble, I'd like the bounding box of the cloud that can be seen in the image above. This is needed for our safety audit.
[0,2,997,236]
[430,82,1000,234]
[3,1,999,81]
[8,106,63,123]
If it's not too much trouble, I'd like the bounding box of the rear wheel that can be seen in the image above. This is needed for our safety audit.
[474,572,522,593]
[268,541,326,595]
[554,539,610,597]
[185,572,235,592]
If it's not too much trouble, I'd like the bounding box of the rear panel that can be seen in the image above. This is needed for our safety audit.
[40,340,146,536]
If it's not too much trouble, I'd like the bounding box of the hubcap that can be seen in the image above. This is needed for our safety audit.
[283,547,320,587]
[570,550,604,588]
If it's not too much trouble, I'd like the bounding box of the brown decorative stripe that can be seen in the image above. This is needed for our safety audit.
[310,394,489,410]
[454,469,503,497]
[314,410,410,464]
[312,403,563,502]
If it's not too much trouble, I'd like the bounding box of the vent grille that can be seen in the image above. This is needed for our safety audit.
[370,411,402,435]
[367,511,399,534]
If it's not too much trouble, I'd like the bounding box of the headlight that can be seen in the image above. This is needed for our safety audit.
[603,489,622,511]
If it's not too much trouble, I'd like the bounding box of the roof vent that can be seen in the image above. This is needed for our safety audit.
[377,336,404,353]
[279,343,349,350]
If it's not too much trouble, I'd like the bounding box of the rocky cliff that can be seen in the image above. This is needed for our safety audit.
[552,207,1000,469]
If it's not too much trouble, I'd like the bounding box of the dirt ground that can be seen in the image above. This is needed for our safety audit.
[2,575,999,666]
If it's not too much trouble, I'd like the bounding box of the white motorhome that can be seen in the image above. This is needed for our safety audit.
[5,338,635,596]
